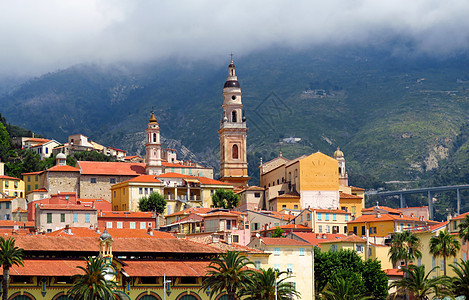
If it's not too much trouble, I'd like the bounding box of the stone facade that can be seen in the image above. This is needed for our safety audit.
[80,174,136,201]
[45,172,80,195]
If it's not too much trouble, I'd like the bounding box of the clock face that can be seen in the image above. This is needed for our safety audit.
[103,266,116,281]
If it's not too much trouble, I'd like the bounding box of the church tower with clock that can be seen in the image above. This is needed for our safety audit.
[218,59,250,187]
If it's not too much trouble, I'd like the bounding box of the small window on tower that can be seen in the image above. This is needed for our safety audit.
[153,133,157,143]
[231,95,236,100]
[232,110,237,122]
[232,145,239,159]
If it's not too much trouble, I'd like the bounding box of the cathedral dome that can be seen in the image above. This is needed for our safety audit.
[333,147,344,158]
[224,80,241,88]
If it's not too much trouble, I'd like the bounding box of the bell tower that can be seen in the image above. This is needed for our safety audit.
[334,147,348,186]
[145,111,163,175]
[218,59,250,187]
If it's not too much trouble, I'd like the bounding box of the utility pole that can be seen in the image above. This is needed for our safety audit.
[163,274,171,300]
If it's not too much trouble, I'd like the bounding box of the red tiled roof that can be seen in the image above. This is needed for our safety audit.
[158,173,230,186]
[258,211,296,221]
[30,188,47,192]
[310,208,350,214]
[0,175,21,180]
[452,212,469,220]
[99,211,156,219]
[339,192,363,199]
[203,212,244,218]
[123,260,210,277]
[25,138,50,143]
[13,235,221,254]
[108,147,126,152]
[385,268,404,276]
[124,175,162,183]
[6,259,86,276]
[351,186,365,191]
[261,237,312,246]
[37,204,96,211]
[320,234,366,244]
[291,232,346,247]
[165,207,212,218]
[46,165,80,172]
[124,155,140,160]
[197,177,231,186]
[0,220,35,228]
[77,161,146,176]
[22,171,43,175]
[46,227,174,239]
[274,192,300,199]
[0,198,15,203]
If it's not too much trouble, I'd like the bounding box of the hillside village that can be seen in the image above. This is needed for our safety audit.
[0,60,467,299]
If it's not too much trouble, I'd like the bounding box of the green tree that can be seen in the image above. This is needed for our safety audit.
[212,189,239,209]
[389,265,452,300]
[450,259,469,298]
[66,151,116,166]
[272,227,284,238]
[138,192,167,215]
[242,268,300,300]
[430,229,461,276]
[201,251,253,300]
[0,123,10,162]
[314,248,387,299]
[68,256,117,300]
[0,237,24,300]
[388,230,422,268]
[320,276,372,300]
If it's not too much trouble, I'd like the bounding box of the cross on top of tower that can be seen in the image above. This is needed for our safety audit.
[230,52,234,63]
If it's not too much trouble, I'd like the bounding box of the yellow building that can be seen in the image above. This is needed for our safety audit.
[111,173,234,215]
[248,237,313,300]
[292,208,352,235]
[0,175,25,198]
[22,171,43,194]
[268,192,300,211]
[260,150,364,213]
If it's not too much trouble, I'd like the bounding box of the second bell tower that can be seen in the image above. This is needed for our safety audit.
[218,59,250,187]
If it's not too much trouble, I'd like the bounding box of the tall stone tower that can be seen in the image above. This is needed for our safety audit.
[334,147,348,186]
[145,111,163,175]
[218,59,250,187]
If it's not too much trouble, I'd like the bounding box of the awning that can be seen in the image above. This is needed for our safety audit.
[184,179,200,183]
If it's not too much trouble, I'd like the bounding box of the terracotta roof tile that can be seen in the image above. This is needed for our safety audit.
[319,234,366,244]
[348,213,437,224]
[264,224,312,231]
[123,260,211,277]
[25,138,50,143]
[99,211,156,218]
[0,220,34,228]
[0,175,21,180]
[37,204,96,211]
[165,207,213,218]
[362,206,401,214]
[339,192,363,199]
[46,227,174,239]
[7,259,86,276]
[123,175,162,183]
[385,268,404,276]
[291,232,346,247]
[189,236,265,254]
[350,186,365,191]
[261,237,312,246]
[21,171,43,175]
[77,161,146,176]
[452,212,469,220]
[46,165,80,172]
[30,188,48,192]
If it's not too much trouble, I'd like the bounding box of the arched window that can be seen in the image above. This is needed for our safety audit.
[232,110,237,123]
[339,167,342,174]
[232,145,239,159]
[153,133,157,143]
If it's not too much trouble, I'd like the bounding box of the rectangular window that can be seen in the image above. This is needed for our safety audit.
[454,221,458,230]
[117,222,123,229]
[353,226,357,235]
[345,214,349,222]
[282,204,286,209]
[85,213,90,223]
[45,147,48,154]
[294,205,298,209]
[352,206,356,214]
[356,245,364,252]
[140,222,146,229]
[254,192,261,198]
[331,244,338,252]
[35,184,38,189]
[254,223,259,231]
[90,178,97,184]
[317,213,322,220]
[28,177,30,182]
[60,213,65,222]
[361,226,366,236]
[307,213,311,221]
[27,185,31,191]
[344,226,347,234]
[35,175,38,181]
[5,203,9,209]
[432,257,436,268]
[325,213,330,221]
[73,213,78,223]
[300,215,303,222]
[233,235,239,243]
[106,222,113,229]
[318,225,323,233]
[139,188,143,194]
[14,182,18,188]
[441,259,445,269]
[326,225,330,233]
[400,223,404,231]
[255,261,261,270]
[47,213,52,224]
[274,264,280,271]
[130,222,136,229]
[299,248,305,256]
[144,188,148,194]
[150,188,153,194]
[286,264,293,273]
[333,213,337,221]
[4,181,8,188]
[110,178,116,184]
[113,191,116,198]
[274,247,280,255]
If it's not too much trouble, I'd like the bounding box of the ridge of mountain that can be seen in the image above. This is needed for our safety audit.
[2,46,469,192]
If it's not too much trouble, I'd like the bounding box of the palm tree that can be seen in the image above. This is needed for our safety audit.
[320,276,371,300]
[389,265,452,300]
[242,268,300,300]
[68,256,117,300]
[450,259,469,298]
[429,229,461,275]
[201,251,254,300]
[0,237,24,300]
[388,230,422,268]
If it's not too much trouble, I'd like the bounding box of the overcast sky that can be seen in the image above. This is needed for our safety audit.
[1,0,469,77]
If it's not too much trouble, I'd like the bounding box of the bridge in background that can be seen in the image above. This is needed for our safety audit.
[368,184,469,220]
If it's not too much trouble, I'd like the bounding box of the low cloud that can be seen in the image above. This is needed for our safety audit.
[1,0,469,76]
